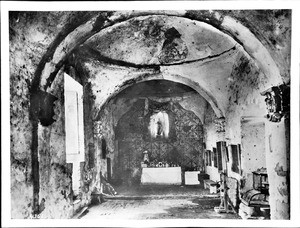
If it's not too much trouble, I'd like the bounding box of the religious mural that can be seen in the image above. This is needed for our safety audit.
[115,99,203,184]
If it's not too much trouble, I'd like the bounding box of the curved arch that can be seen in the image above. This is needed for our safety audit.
[161,74,224,117]
[98,73,224,120]
[33,11,283,118]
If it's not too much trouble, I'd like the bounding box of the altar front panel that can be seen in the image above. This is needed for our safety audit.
[141,167,182,185]
[184,171,200,185]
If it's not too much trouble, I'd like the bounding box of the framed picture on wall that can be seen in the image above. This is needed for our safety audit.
[213,147,218,168]
[229,144,241,174]
[207,150,212,166]
[216,141,227,172]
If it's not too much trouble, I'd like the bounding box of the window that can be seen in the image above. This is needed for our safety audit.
[230,144,241,174]
[64,73,85,195]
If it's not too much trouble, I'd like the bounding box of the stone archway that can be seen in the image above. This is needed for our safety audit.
[31,13,285,152]
[29,10,288,219]
[32,11,284,96]
[100,74,225,120]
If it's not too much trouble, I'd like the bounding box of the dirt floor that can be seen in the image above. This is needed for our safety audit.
[80,185,241,220]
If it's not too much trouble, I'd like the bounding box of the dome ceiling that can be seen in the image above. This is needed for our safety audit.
[83,15,237,65]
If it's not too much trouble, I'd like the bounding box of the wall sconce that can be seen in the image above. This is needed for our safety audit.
[261,84,289,122]
[37,90,58,126]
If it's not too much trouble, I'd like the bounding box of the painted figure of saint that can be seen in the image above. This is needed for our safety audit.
[156,120,163,137]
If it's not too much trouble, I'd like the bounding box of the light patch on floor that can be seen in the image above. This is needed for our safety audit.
[80,185,240,219]
[82,199,198,219]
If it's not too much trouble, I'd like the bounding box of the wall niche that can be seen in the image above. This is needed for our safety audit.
[114,99,203,185]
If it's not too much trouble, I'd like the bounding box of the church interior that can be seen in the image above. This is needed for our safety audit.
[8,9,292,221]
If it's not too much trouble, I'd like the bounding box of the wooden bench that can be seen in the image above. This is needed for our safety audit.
[203,179,218,194]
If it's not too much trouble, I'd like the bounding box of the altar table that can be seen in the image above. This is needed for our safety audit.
[184,171,200,185]
[141,167,182,185]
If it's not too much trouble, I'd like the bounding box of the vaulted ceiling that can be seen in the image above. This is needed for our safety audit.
[71,14,244,117]
[57,11,287,119]
[82,15,236,65]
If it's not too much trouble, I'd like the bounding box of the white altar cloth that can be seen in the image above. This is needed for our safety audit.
[141,167,182,185]
[184,171,200,185]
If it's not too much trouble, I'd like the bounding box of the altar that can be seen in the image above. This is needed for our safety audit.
[184,171,200,185]
[141,167,182,185]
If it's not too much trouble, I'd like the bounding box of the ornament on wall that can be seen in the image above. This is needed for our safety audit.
[149,111,169,139]
[261,84,290,122]
[214,117,226,133]
[36,90,58,126]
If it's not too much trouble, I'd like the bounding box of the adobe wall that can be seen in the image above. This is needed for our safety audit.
[9,12,69,218]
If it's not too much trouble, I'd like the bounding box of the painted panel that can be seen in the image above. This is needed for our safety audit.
[115,100,203,183]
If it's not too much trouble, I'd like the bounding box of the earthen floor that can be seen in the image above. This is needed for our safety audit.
[80,185,241,220]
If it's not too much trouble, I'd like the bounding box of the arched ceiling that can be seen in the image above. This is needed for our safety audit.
[72,14,244,118]
[83,15,237,65]
[33,11,286,121]
[115,79,197,98]
[37,10,285,98]
[107,79,209,125]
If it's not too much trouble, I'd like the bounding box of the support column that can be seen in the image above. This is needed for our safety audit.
[265,118,289,219]
[261,84,290,219]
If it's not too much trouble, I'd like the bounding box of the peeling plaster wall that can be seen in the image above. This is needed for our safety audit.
[37,70,98,218]
[240,120,266,191]
[203,105,221,182]
[222,10,291,84]
[93,109,115,179]
[224,54,268,189]
[77,47,240,120]
[265,118,290,219]
[161,49,240,116]
[73,11,290,121]
[204,105,221,151]
[9,12,70,218]
[9,10,291,219]
[201,37,290,219]
[85,15,236,65]
[9,11,102,219]
[227,177,239,209]
[178,93,207,124]
[33,10,290,93]
[92,97,136,179]
[37,71,74,219]
[186,10,290,87]
[203,56,265,142]
[84,60,157,116]
[224,51,268,143]
[203,51,270,207]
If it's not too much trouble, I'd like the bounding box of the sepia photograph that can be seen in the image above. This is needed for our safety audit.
[1,1,300,227]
